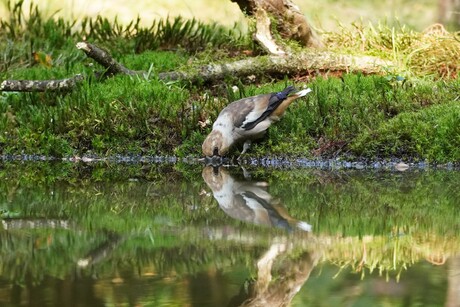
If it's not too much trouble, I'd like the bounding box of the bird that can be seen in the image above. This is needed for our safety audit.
[202,85,312,157]
[202,166,312,232]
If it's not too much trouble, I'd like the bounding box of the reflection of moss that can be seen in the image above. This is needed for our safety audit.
[0,163,459,285]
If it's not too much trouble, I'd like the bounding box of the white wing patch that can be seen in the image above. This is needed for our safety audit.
[295,88,312,97]
[240,108,266,129]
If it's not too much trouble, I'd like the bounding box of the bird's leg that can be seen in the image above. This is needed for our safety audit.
[240,166,251,179]
[237,140,252,161]
[241,140,252,155]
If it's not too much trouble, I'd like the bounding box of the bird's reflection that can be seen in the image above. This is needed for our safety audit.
[202,166,311,232]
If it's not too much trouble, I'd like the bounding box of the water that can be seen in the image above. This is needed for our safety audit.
[0,161,458,306]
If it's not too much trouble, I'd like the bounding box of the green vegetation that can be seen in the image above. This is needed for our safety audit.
[1,1,459,162]
[324,21,460,78]
[0,163,459,287]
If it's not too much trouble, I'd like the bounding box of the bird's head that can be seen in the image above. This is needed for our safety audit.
[202,165,230,191]
[202,130,231,157]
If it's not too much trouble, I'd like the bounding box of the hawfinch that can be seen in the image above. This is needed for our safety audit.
[202,85,312,157]
[202,166,312,232]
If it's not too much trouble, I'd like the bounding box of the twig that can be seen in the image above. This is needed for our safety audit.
[0,74,85,92]
[2,218,74,230]
[76,41,142,77]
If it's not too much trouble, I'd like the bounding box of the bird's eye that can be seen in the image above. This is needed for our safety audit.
[213,147,219,156]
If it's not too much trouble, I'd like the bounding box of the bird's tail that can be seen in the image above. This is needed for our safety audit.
[296,221,312,232]
[275,85,297,100]
[269,86,312,118]
[293,88,312,97]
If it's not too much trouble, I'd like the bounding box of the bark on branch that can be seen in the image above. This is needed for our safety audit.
[1,41,392,93]
[0,42,142,92]
[76,42,142,77]
[158,52,392,83]
[0,74,84,92]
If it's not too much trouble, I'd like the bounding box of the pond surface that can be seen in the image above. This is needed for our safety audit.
[0,161,459,307]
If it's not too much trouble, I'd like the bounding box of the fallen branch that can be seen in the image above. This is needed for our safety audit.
[0,74,84,92]
[1,41,393,93]
[2,218,74,230]
[158,51,393,82]
[76,41,142,77]
[0,41,142,92]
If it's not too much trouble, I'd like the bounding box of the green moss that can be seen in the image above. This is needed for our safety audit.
[351,101,460,162]
[2,69,459,161]
[241,75,458,160]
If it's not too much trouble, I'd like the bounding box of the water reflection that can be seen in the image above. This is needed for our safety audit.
[202,166,312,232]
[228,243,320,307]
[202,165,318,306]
[77,231,124,268]
[0,162,459,306]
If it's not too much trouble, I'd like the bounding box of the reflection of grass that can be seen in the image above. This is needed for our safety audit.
[321,232,460,281]
[0,163,459,284]
[1,222,458,286]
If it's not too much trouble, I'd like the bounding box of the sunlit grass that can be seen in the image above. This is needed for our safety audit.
[0,0,440,31]
[323,21,460,79]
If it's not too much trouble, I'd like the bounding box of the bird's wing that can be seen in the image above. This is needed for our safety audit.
[221,94,269,128]
[241,191,291,230]
[241,86,296,130]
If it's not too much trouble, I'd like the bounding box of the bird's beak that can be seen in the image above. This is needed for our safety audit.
[203,155,223,167]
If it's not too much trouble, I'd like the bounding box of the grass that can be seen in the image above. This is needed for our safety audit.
[0,0,447,31]
[0,1,459,162]
[323,21,460,79]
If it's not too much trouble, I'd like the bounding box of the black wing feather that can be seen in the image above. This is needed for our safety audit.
[241,191,291,230]
[241,86,296,130]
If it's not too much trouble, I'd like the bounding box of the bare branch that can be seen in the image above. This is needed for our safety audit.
[76,41,142,77]
[0,74,85,92]
[158,51,393,83]
[0,42,143,93]
[254,8,286,55]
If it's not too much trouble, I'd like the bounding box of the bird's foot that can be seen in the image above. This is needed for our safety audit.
[240,166,251,179]
[237,140,252,162]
